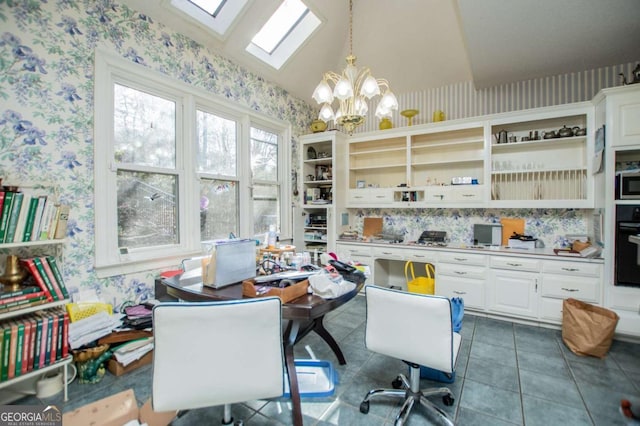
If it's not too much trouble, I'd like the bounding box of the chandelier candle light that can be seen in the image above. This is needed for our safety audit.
[312,0,398,134]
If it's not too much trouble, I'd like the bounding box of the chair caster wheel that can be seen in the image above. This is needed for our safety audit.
[443,394,455,406]
[392,377,403,389]
[360,401,370,414]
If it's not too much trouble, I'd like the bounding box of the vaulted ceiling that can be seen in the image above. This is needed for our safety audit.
[123,0,640,105]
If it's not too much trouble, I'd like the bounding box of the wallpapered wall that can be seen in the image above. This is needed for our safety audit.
[0,1,314,309]
[0,1,634,308]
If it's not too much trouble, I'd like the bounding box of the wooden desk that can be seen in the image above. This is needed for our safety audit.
[157,273,364,426]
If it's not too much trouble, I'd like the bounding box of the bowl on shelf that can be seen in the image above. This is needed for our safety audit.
[400,109,419,126]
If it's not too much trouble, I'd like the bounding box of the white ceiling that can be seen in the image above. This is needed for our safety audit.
[123,0,640,105]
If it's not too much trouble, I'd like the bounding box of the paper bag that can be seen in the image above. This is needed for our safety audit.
[561,298,619,359]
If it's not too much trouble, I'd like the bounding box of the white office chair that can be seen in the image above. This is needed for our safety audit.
[360,285,462,426]
[152,297,285,425]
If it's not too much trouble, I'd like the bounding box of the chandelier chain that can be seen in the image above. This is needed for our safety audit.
[349,0,353,56]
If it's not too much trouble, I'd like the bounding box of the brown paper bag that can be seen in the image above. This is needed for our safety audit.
[561,298,619,359]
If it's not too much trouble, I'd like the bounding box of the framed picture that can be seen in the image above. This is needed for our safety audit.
[356,180,366,189]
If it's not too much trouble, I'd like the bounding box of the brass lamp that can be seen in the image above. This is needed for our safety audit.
[0,255,28,291]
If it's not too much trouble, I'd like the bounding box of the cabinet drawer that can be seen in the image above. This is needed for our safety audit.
[336,244,372,259]
[436,276,485,310]
[404,250,436,263]
[538,297,603,323]
[451,185,484,202]
[490,256,540,272]
[373,246,405,260]
[542,260,601,277]
[439,252,486,266]
[540,275,599,303]
[438,263,486,280]
[348,189,393,204]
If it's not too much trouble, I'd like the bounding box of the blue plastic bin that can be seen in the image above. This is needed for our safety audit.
[283,360,338,398]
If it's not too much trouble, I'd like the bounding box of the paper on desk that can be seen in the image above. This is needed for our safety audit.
[68,311,123,349]
[114,337,154,366]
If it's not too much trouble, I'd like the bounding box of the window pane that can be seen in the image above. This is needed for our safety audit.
[117,170,177,249]
[253,183,278,235]
[200,179,238,240]
[250,127,277,181]
[114,84,176,168]
[197,110,237,176]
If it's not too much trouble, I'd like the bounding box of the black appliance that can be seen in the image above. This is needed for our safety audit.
[615,205,640,287]
[417,231,447,246]
[616,170,640,200]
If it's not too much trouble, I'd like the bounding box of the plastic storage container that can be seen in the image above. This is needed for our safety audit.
[283,360,337,398]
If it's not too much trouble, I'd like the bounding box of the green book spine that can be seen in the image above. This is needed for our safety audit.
[4,192,23,243]
[0,286,39,301]
[33,317,42,370]
[56,311,63,360]
[14,321,24,377]
[0,191,15,243]
[21,197,39,242]
[46,257,68,299]
[0,324,4,381]
[1,325,11,381]
[0,295,47,313]
[44,314,52,366]
[32,258,57,301]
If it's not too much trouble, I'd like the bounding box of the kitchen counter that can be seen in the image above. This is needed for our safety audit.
[336,239,604,263]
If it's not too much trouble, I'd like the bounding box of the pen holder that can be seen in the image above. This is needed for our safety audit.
[242,279,309,303]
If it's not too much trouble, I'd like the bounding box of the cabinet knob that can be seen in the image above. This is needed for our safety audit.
[453,290,466,295]
[454,271,467,275]
[561,287,579,292]
[561,268,579,272]
[507,262,522,267]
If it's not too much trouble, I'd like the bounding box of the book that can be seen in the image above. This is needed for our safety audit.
[19,258,54,303]
[24,316,36,373]
[1,323,10,380]
[49,314,58,365]
[38,199,56,240]
[0,295,48,313]
[0,192,5,234]
[30,195,47,242]
[45,257,68,299]
[32,257,58,301]
[0,289,46,306]
[43,313,52,366]
[7,321,17,379]
[55,310,64,360]
[21,196,39,242]
[60,310,69,358]
[4,192,23,243]
[33,314,43,370]
[53,204,69,240]
[40,257,63,301]
[34,312,49,369]
[0,285,39,301]
[0,191,15,243]
[14,320,24,378]
[12,193,32,243]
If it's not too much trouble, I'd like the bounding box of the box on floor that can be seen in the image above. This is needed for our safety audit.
[62,389,176,426]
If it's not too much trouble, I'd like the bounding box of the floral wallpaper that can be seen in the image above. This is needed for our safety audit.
[0,0,314,310]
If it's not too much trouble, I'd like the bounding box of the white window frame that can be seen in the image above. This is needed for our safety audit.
[94,49,291,278]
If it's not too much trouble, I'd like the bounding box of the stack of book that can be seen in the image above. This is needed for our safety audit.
[0,188,69,244]
[0,306,70,382]
[6,256,70,311]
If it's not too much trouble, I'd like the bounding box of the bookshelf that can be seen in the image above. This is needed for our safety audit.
[0,182,71,402]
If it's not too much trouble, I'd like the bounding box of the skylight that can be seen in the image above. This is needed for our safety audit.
[246,0,321,70]
[169,0,248,38]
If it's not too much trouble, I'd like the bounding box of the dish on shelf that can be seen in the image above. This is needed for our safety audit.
[307,146,317,160]
[309,199,329,205]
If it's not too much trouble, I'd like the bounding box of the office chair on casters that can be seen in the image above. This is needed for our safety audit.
[152,298,285,425]
[360,285,462,426]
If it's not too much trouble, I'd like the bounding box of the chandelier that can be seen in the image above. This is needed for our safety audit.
[312,0,398,134]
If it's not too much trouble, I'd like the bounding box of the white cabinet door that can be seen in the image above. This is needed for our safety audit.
[610,89,640,147]
[487,269,538,318]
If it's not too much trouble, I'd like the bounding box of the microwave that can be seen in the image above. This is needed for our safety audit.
[617,171,640,199]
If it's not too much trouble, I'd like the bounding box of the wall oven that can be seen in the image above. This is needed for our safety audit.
[615,205,640,287]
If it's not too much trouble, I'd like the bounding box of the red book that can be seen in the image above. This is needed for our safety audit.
[0,290,46,306]
[35,313,48,369]
[39,257,63,301]
[49,314,58,365]
[20,318,31,375]
[19,259,54,303]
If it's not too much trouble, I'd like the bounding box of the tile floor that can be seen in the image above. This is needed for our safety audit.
[13,294,640,425]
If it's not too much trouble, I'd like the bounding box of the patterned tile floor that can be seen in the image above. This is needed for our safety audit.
[12,294,640,425]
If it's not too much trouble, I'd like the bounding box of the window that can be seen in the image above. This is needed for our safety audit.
[94,50,290,277]
[169,0,249,39]
[246,0,321,70]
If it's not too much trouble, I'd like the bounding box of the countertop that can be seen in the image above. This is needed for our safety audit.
[336,239,604,262]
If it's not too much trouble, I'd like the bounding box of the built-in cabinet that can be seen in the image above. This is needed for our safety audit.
[294,131,346,253]
[336,241,603,328]
[593,84,640,337]
[344,103,594,209]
